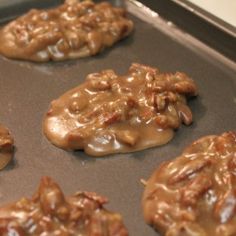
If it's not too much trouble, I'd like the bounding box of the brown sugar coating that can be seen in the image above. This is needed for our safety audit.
[43,63,197,156]
[0,176,128,235]
[0,0,133,62]
[0,124,14,169]
[142,131,236,236]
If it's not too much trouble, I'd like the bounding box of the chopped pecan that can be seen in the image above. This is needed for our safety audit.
[44,64,197,155]
[0,0,133,61]
[37,176,68,218]
[143,132,236,235]
[214,189,236,223]
[166,222,207,236]
[140,108,155,121]
[101,112,122,125]
[87,76,111,91]
[0,177,128,235]
[129,63,159,77]
[115,129,139,146]
[181,174,212,206]
[176,103,193,125]
[174,73,198,96]
[0,124,14,170]
[66,128,91,149]
[152,80,169,93]
[155,94,167,111]
[168,158,211,184]
[228,155,236,173]
[154,92,177,111]
[155,115,169,129]
[68,95,88,113]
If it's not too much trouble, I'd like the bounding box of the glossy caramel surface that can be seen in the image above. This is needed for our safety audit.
[143,131,236,236]
[43,63,197,156]
[0,0,133,62]
[0,176,128,235]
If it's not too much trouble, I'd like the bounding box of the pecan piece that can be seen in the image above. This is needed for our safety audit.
[88,77,111,91]
[143,132,236,236]
[168,158,211,184]
[0,124,14,170]
[214,189,236,223]
[176,103,193,125]
[37,177,69,220]
[0,0,134,61]
[44,63,197,155]
[0,177,128,235]
[100,112,121,125]
[66,128,91,150]
[115,129,139,146]
[166,222,207,236]
[180,174,212,206]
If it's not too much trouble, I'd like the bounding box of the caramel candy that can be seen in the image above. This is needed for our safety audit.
[143,131,236,236]
[43,63,197,156]
[0,176,128,235]
[0,124,14,169]
[0,0,133,62]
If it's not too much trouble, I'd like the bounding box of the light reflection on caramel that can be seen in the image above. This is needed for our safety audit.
[43,63,197,156]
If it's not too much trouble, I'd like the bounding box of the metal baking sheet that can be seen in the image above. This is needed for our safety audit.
[172,0,236,38]
[138,0,236,62]
[0,1,235,235]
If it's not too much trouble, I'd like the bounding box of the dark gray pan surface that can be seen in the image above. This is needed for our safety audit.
[0,0,63,22]
[0,1,235,235]
[140,0,236,62]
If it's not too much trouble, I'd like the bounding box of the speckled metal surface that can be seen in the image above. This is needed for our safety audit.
[0,1,235,235]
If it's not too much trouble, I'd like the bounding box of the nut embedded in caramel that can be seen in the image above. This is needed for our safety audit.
[0,0,134,62]
[43,63,198,156]
[142,131,236,236]
[0,176,128,235]
[0,124,14,169]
